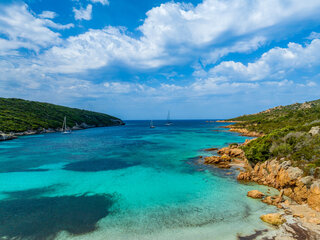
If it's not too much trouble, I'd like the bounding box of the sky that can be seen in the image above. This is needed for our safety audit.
[1,0,320,120]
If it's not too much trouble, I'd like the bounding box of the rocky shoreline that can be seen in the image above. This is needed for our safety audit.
[202,123,320,239]
[219,122,264,137]
[0,120,125,142]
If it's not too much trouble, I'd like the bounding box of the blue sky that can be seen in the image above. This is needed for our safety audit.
[1,0,320,120]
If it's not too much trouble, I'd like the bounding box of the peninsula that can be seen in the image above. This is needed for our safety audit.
[0,98,124,141]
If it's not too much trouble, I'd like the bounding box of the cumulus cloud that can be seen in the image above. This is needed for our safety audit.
[1,0,320,118]
[37,0,320,73]
[307,32,320,40]
[90,0,109,5]
[73,4,92,21]
[38,10,57,19]
[0,4,60,53]
[0,3,73,55]
[204,38,320,82]
[39,26,179,73]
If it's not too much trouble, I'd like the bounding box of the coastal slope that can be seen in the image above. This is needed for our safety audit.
[208,99,320,238]
[227,99,320,172]
[0,98,123,137]
[218,99,320,211]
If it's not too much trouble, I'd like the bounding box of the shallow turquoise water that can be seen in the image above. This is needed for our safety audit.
[0,120,277,240]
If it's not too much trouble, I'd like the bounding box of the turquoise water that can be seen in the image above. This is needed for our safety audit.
[0,120,277,240]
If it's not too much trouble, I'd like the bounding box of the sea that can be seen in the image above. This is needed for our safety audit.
[0,120,278,240]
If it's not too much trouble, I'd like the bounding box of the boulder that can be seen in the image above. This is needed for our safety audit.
[287,167,304,181]
[237,172,250,181]
[220,154,231,162]
[204,156,221,164]
[217,162,231,169]
[0,133,17,141]
[308,180,320,211]
[293,185,309,204]
[247,190,265,199]
[204,147,219,152]
[309,126,320,136]
[298,176,314,188]
[262,196,274,205]
[260,213,286,226]
[278,167,303,187]
[279,161,292,170]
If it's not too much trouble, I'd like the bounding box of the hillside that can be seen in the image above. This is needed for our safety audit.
[0,98,123,133]
[227,99,320,176]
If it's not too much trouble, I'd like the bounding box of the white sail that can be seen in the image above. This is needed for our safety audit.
[62,116,71,134]
[165,111,173,126]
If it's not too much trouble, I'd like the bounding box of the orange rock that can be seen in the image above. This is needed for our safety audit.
[247,190,265,199]
[204,156,221,164]
[307,181,320,212]
[217,162,231,169]
[260,213,286,226]
[262,196,274,205]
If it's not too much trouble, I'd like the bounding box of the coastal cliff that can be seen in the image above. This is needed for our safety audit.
[204,142,320,238]
[0,98,124,141]
[204,99,320,238]
[238,159,320,212]
[213,99,320,211]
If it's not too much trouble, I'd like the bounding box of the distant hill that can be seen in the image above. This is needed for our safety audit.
[230,99,320,134]
[0,98,123,133]
[228,99,320,176]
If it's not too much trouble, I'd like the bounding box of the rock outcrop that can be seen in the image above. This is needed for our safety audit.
[238,159,320,212]
[308,181,320,212]
[260,213,286,226]
[204,155,231,168]
[0,120,126,142]
[229,127,264,137]
[0,132,17,141]
[217,146,245,159]
[247,190,265,199]
[203,142,249,169]
[309,126,320,136]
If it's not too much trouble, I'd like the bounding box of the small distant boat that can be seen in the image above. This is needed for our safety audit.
[150,120,156,128]
[165,111,173,126]
[62,116,72,134]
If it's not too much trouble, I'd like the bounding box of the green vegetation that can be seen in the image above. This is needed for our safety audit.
[228,99,320,175]
[0,98,122,133]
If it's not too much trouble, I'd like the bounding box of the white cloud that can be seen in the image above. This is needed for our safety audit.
[139,0,320,48]
[39,27,174,73]
[205,39,320,82]
[0,4,73,55]
[307,32,320,40]
[1,0,320,117]
[73,4,92,21]
[90,0,109,6]
[0,4,60,53]
[202,36,267,65]
[38,11,57,19]
[42,19,74,30]
[37,0,320,73]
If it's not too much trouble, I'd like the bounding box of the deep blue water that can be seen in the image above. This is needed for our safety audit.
[0,120,277,240]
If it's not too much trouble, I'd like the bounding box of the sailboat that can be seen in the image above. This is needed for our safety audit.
[62,116,72,134]
[150,120,156,128]
[165,111,173,126]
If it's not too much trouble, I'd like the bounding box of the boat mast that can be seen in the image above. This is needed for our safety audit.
[62,116,67,131]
